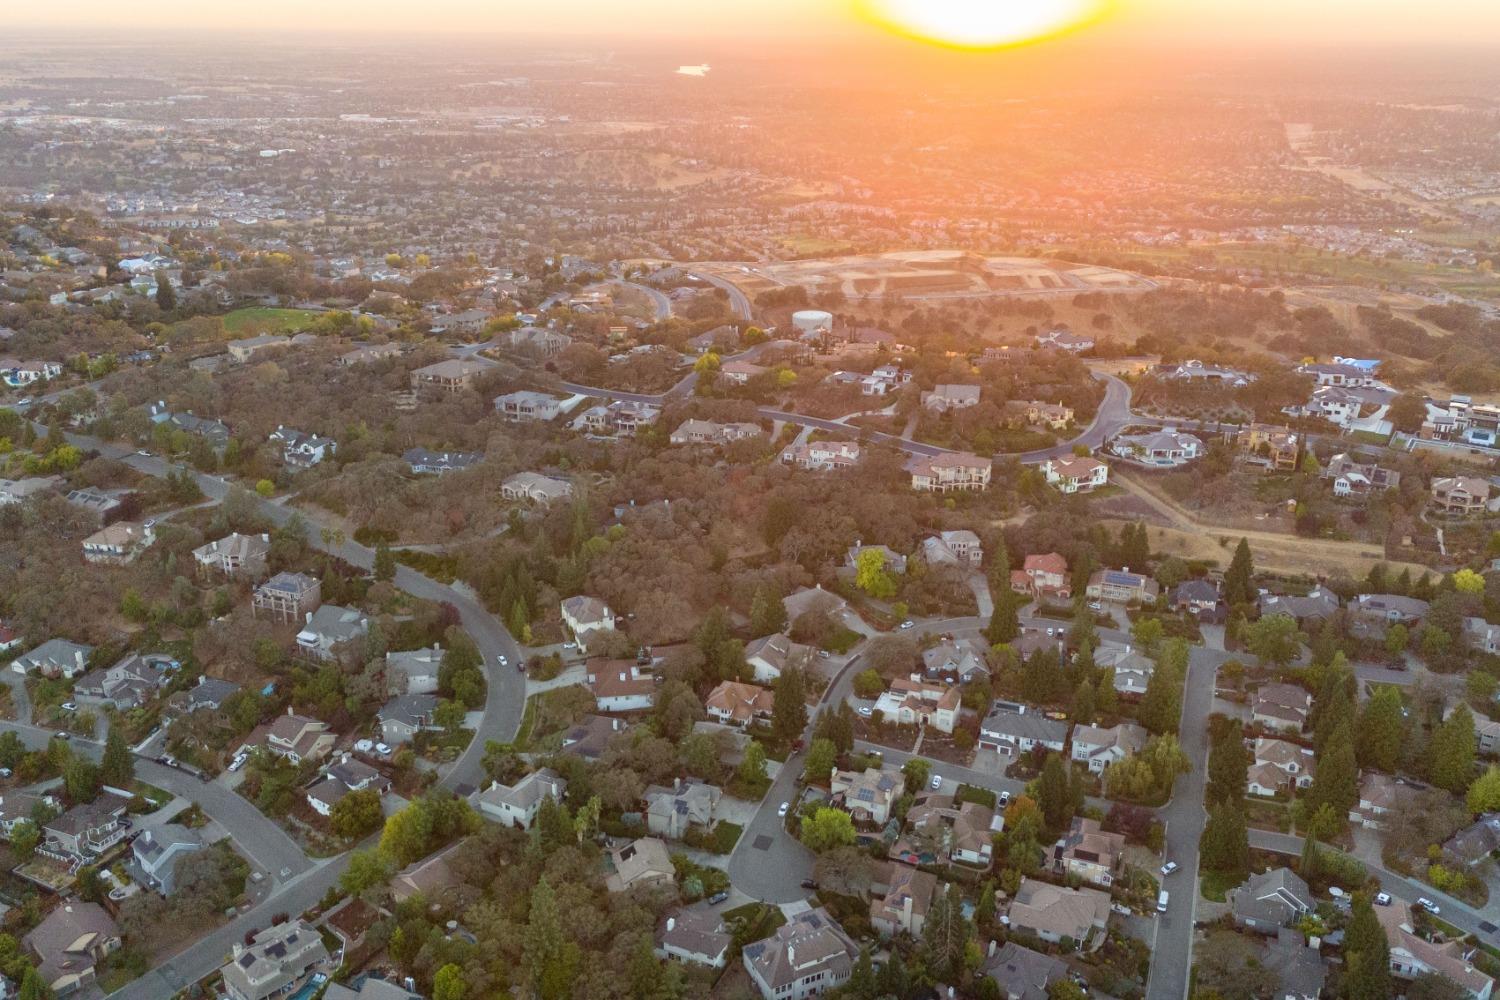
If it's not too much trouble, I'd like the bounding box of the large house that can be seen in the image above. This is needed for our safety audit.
[586,661,656,712]
[239,711,335,765]
[644,779,722,839]
[81,521,155,564]
[478,768,567,829]
[744,908,858,1000]
[561,595,615,651]
[669,419,763,447]
[220,920,330,1000]
[409,358,492,394]
[979,705,1068,757]
[1249,738,1316,796]
[269,426,336,469]
[1086,569,1159,604]
[1005,879,1110,950]
[42,793,130,860]
[1036,329,1095,353]
[24,902,121,997]
[908,452,992,493]
[306,756,389,817]
[501,471,573,503]
[920,530,983,568]
[1377,901,1495,1000]
[130,824,203,895]
[403,448,483,475]
[227,334,291,362]
[253,572,322,623]
[1041,455,1109,494]
[1052,817,1126,887]
[1350,772,1402,830]
[1070,722,1147,773]
[846,542,908,576]
[1432,476,1492,516]
[870,865,938,938]
[705,681,774,727]
[983,942,1070,1000]
[296,605,369,660]
[74,651,173,710]
[872,675,961,734]
[921,639,989,685]
[192,532,271,578]
[1110,430,1202,468]
[1323,453,1401,498]
[830,765,905,826]
[578,400,660,438]
[1012,552,1070,601]
[1252,683,1313,733]
[745,632,817,684]
[378,693,439,745]
[606,837,675,893]
[12,637,93,678]
[384,646,442,695]
[656,908,732,968]
[1298,361,1378,388]
[1239,424,1300,472]
[781,440,861,471]
[921,383,982,412]
[1228,868,1315,934]
[494,390,564,422]
[897,793,1002,867]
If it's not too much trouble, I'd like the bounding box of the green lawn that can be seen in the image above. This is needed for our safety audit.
[1200,869,1241,902]
[221,307,321,335]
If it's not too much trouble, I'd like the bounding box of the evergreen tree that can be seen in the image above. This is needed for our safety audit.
[750,585,787,636]
[373,542,396,582]
[1037,754,1075,831]
[1200,802,1249,877]
[1344,896,1393,1000]
[845,948,876,1000]
[1224,537,1255,606]
[1299,831,1321,881]
[772,669,809,742]
[154,269,176,311]
[1309,723,1359,819]
[1429,704,1477,794]
[986,593,1020,646]
[921,884,972,982]
[1138,659,1183,735]
[1121,521,1150,569]
[1356,685,1405,772]
[100,725,133,788]
[1206,725,1248,806]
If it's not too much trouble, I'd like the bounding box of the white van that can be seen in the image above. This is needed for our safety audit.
[1157,890,1169,913]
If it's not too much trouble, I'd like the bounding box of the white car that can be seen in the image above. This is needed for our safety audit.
[354,739,374,753]
[60,702,77,712]
[1374,892,1392,906]
[1418,898,1440,914]
[16,398,32,406]
[375,742,393,756]
[562,641,577,650]
[930,774,943,790]
[777,802,790,818]
[899,621,915,630]
[818,650,831,659]
[1160,861,1179,877]
[497,654,508,666]
[228,754,248,772]
[1088,601,1103,611]
[137,450,151,457]
[857,706,872,717]
[998,791,1011,806]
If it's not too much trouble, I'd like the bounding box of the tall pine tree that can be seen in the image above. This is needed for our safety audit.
[1224,537,1255,606]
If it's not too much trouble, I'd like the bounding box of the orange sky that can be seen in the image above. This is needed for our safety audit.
[10,0,1500,46]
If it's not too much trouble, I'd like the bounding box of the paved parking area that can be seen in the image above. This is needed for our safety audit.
[968,748,1010,777]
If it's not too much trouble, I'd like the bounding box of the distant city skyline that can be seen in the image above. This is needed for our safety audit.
[10,0,1500,47]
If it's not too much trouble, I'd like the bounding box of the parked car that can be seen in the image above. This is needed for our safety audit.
[137,450,152,457]
[228,754,248,772]
[1160,862,1179,877]
[1088,601,1103,611]
[899,620,915,630]
[930,774,943,790]
[1374,892,1392,906]
[354,739,374,753]
[800,880,819,890]
[375,743,393,756]
[60,702,77,712]
[1418,898,1441,914]
[496,654,508,666]
[53,731,70,741]
[777,802,790,818]
[857,706,872,717]
[818,650,831,659]
[0,768,12,779]
[998,790,1011,807]
[707,891,729,905]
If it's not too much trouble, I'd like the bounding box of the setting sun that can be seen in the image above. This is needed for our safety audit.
[857,0,1113,48]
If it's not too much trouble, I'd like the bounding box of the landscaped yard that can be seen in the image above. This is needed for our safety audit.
[221,307,321,335]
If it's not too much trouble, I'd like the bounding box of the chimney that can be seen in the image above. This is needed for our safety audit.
[666,917,675,932]
[988,940,997,957]
[673,776,681,793]
[306,611,313,623]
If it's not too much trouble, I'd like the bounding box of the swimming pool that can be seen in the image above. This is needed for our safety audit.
[286,973,328,1000]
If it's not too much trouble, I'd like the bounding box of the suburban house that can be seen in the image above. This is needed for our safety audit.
[129,824,203,895]
[980,705,1069,757]
[1069,722,1147,773]
[1349,771,1402,830]
[743,908,858,1000]
[1035,329,1095,353]
[1172,579,1221,618]
[1259,586,1340,626]
[23,902,121,997]
[1012,552,1070,601]
[478,768,567,829]
[705,681,774,727]
[403,448,483,475]
[560,595,616,651]
[306,756,389,817]
[505,326,571,358]
[192,532,271,578]
[338,342,403,366]
[745,632,817,684]
[870,865,938,938]
[1351,594,1430,626]
[147,405,231,450]
[1252,683,1313,733]
[781,440,861,471]
[897,794,1002,866]
[1096,641,1154,697]
[1264,928,1328,1000]
[42,793,130,861]
[226,334,291,362]
[669,419,763,446]
[656,908,732,968]
[983,942,1070,1000]
[493,390,564,422]
[1086,569,1159,604]
[846,542,908,576]
[1432,476,1495,516]
[560,715,628,760]
[0,475,60,505]
[719,359,769,384]
[240,711,335,765]
[1052,817,1126,887]
[269,427,336,470]
[1041,455,1109,494]
[64,486,123,522]
[1005,879,1110,950]
[1228,868,1315,934]
[409,358,492,394]
[296,605,369,660]
[921,639,989,684]
[1239,424,1301,472]
[1376,901,1495,1000]
[0,790,54,839]
[921,383,982,412]
[80,521,155,564]
[11,637,93,678]
[1109,429,1203,467]
[74,651,173,710]
[1323,453,1401,498]
[429,309,491,336]
[606,837,676,893]
[1298,361,1379,388]
[1167,360,1256,386]
[908,452,992,493]
[1249,738,1316,796]
[830,765,905,826]
[644,779,722,839]
[220,920,330,1000]
[385,646,442,695]
[389,841,466,905]
[1443,815,1500,866]
[1019,401,1074,429]
[920,529,983,568]
[501,471,573,503]
[1467,618,1500,659]
[252,572,321,623]
[377,694,439,746]
[872,675,961,733]
[585,661,657,712]
[579,400,661,437]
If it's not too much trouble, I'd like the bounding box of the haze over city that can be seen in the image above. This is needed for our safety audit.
[3,4,1500,1000]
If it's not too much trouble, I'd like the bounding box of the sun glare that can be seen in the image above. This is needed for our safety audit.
[857,0,1113,49]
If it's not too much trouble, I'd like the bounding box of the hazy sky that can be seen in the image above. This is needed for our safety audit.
[11,0,1500,46]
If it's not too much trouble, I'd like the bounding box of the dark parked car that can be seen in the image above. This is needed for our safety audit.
[800,879,818,890]
[707,891,729,905]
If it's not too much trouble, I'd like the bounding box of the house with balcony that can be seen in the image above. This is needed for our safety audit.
[1239,425,1300,472]
[478,768,567,830]
[239,710,335,765]
[501,471,573,504]
[1432,476,1493,516]
[578,400,660,438]
[42,793,131,862]
[296,605,369,660]
[494,390,563,422]
[409,358,492,394]
[24,902,120,998]
[670,419,764,447]
[192,532,271,578]
[402,448,483,475]
[1011,552,1070,601]
[252,572,321,623]
[780,440,861,471]
[81,521,155,564]
[1042,456,1109,494]
[220,920,330,1000]
[908,452,992,493]
[1051,817,1125,887]
[743,908,858,1000]
[1323,453,1400,499]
